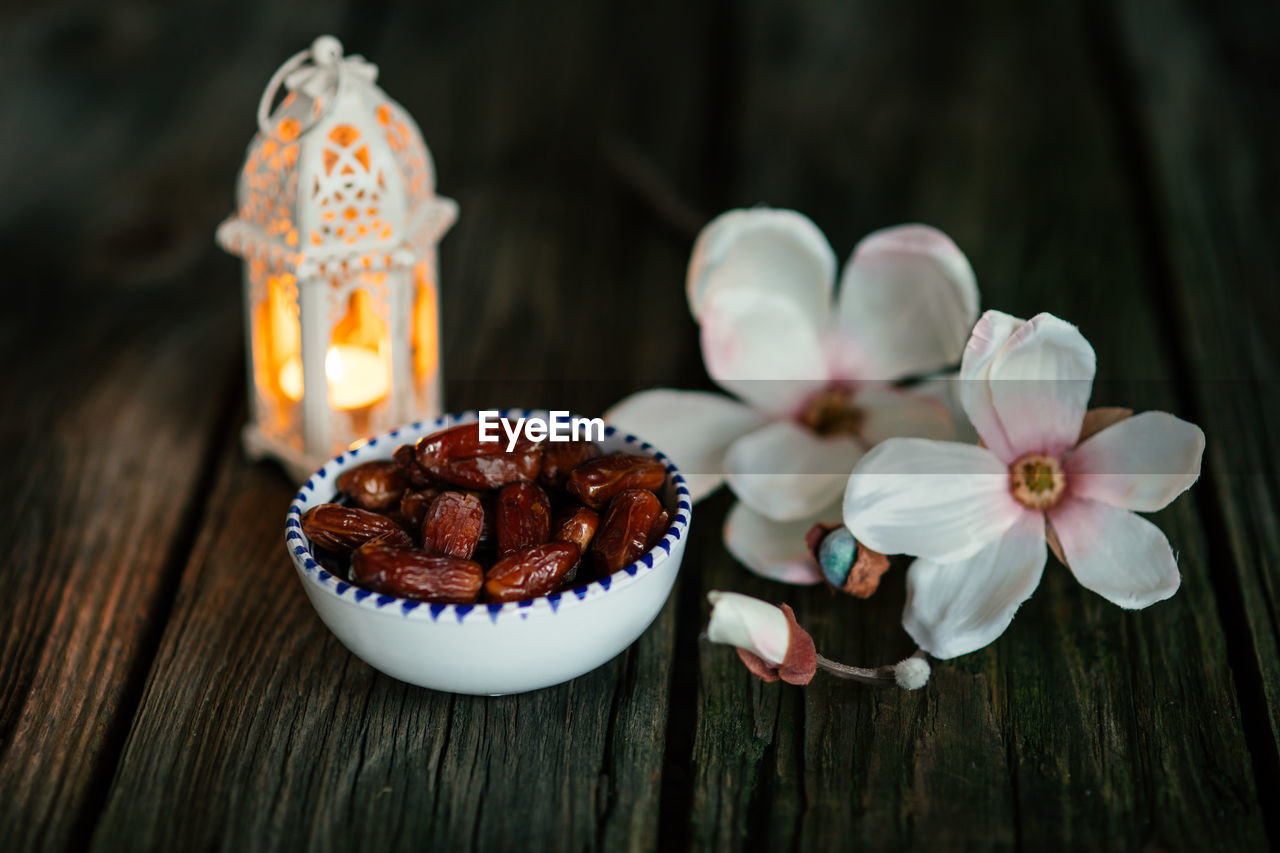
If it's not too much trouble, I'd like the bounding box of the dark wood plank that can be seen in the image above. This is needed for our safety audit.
[1114,0,1280,808]
[0,268,240,853]
[0,4,362,848]
[88,2,714,850]
[87,432,678,853]
[685,0,1266,849]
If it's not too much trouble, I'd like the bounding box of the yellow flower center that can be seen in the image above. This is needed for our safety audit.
[801,387,864,437]
[1009,453,1066,510]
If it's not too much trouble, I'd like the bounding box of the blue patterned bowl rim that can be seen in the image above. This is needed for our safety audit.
[285,409,693,625]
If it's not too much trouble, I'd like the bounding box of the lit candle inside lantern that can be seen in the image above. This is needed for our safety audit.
[219,36,457,480]
[276,344,389,411]
[324,344,389,410]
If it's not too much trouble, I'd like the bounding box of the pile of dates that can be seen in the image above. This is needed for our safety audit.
[300,422,670,604]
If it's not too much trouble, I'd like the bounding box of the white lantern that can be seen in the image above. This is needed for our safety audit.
[217,35,457,480]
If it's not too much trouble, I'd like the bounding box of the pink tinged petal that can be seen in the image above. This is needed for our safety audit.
[699,286,831,415]
[687,208,836,331]
[842,438,1023,562]
[834,224,980,381]
[1064,411,1205,512]
[910,375,981,444]
[723,499,835,585]
[855,385,958,445]
[959,310,1026,462]
[605,389,765,503]
[1048,497,1181,608]
[724,422,862,522]
[902,511,1047,659]
[705,590,792,664]
[987,312,1097,459]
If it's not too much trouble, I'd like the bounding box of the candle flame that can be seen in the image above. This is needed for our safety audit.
[325,346,346,382]
[277,343,389,410]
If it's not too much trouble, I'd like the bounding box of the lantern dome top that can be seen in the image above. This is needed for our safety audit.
[217,36,456,279]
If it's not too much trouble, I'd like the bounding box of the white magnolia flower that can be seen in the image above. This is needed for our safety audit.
[608,208,980,583]
[843,310,1206,659]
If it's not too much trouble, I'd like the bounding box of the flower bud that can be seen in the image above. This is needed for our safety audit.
[706,591,817,684]
[805,523,891,598]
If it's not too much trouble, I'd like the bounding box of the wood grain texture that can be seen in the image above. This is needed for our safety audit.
[1115,0,1280,799]
[0,0,1277,850]
[88,436,679,853]
[87,2,714,851]
[0,2,336,846]
[0,269,240,853]
[684,0,1267,849]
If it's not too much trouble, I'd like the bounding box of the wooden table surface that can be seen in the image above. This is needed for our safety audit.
[2,0,1278,850]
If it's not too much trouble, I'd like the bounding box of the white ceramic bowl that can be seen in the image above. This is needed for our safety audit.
[286,409,692,695]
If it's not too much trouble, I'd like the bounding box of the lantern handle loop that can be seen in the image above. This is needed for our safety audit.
[256,36,348,138]
[257,48,311,137]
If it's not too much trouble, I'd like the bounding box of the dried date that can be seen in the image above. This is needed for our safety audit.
[351,544,483,603]
[302,505,413,553]
[471,490,497,552]
[484,542,580,603]
[393,443,437,489]
[427,453,541,490]
[336,461,408,512]
[552,506,599,587]
[413,422,542,489]
[566,453,666,509]
[496,482,552,557]
[305,419,668,605]
[422,491,485,560]
[590,488,663,575]
[553,505,599,553]
[400,487,443,530]
[538,440,600,490]
[647,509,670,549]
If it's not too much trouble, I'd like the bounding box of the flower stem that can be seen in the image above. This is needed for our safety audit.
[815,648,929,688]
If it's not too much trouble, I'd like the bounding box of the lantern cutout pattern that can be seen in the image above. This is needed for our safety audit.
[217,35,457,480]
